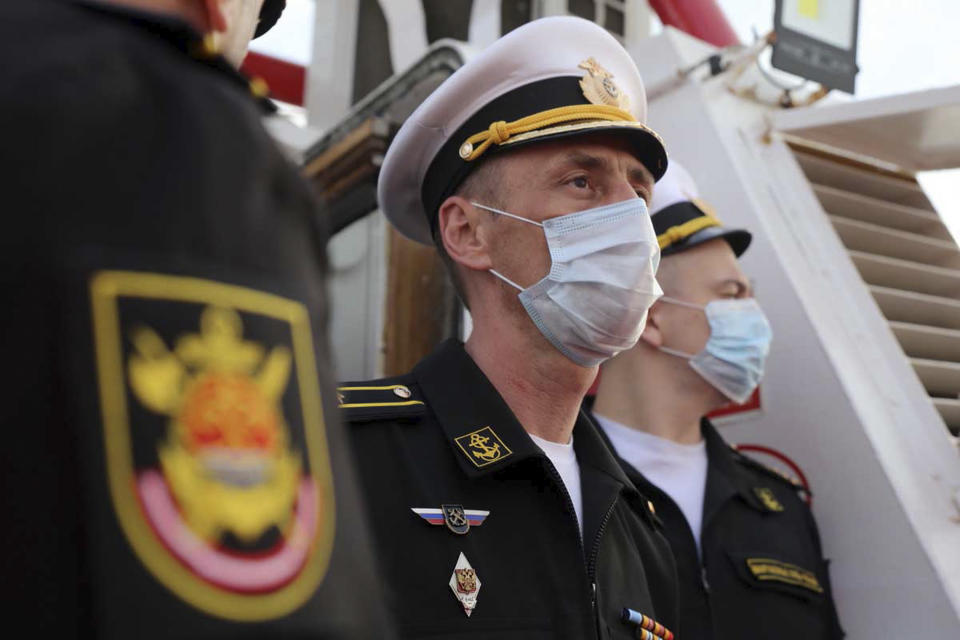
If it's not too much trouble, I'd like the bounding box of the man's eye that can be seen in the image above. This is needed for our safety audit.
[570,176,589,189]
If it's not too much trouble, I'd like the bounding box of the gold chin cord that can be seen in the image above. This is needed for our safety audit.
[457,104,636,162]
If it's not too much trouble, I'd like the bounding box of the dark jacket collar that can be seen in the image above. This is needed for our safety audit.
[592,413,768,520]
[71,0,276,112]
[413,340,638,494]
[414,339,542,476]
[701,418,767,522]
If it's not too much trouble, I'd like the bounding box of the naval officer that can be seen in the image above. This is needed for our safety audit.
[592,160,844,639]
[1,0,392,636]
[339,15,678,640]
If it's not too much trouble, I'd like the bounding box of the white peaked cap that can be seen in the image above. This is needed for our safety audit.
[377,16,667,245]
[649,160,699,216]
[649,159,752,257]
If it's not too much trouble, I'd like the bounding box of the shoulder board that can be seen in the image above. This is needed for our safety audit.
[732,447,808,493]
[337,380,426,423]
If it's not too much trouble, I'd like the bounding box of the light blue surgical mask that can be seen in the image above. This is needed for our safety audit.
[473,198,662,367]
[658,297,773,404]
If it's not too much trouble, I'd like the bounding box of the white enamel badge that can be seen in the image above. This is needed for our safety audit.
[449,552,481,617]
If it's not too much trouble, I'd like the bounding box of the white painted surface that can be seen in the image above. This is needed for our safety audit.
[249,0,316,64]
[774,86,960,172]
[469,0,502,48]
[306,0,359,129]
[326,212,388,380]
[378,0,429,73]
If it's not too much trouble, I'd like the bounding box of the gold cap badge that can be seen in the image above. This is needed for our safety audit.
[579,57,630,112]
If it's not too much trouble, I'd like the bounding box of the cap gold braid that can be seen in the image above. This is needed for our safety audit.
[458,104,635,162]
[657,216,722,250]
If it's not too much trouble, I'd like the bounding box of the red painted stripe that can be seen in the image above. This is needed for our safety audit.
[241,52,306,106]
[649,0,740,48]
[735,443,812,505]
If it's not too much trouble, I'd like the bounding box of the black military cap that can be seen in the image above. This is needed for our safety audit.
[651,160,752,257]
[254,0,285,38]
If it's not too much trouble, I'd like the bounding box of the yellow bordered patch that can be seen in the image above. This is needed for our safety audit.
[90,271,335,621]
[746,557,823,593]
[454,426,512,468]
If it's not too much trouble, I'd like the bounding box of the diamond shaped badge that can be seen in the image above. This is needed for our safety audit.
[449,552,480,617]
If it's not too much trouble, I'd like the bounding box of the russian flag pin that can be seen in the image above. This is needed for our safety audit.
[411,504,490,535]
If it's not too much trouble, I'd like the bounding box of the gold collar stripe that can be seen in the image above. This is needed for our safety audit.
[339,400,424,409]
[336,384,425,409]
[338,384,414,391]
[459,104,635,162]
[657,216,722,250]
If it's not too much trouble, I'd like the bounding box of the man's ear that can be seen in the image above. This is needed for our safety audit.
[639,301,665,348]
[201,0,228,33]
[438,196,493,272]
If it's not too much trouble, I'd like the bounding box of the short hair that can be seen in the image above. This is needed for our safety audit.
[431,157,506,310]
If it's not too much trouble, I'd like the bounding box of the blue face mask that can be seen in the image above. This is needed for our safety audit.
[658,297,773,404]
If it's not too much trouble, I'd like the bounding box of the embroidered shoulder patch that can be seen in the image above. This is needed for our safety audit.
[746,558,823,593]
[754,487,785,512]
[454,426,512,468]
[90,271,335,621]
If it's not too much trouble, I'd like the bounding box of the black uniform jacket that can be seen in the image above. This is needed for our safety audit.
[598,418,843,640]
[341,339,679,639]
[1,1,391,637]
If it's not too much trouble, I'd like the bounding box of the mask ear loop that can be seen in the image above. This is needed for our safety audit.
[658,345,696,359]
[658,296,705,311]
[489,269,524,291]
[473,202,544,292]
[471,202,544,227]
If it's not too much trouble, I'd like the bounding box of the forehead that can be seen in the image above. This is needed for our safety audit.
[660,238,744,287]
[501,134,653,175]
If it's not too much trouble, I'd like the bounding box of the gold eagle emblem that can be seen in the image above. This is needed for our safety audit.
[578,57,630,111]
[129,306,301,543]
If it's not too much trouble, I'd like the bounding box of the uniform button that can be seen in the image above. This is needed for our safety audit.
[393,385,412,399]
[250,76,270,98]
[459,142,473,159]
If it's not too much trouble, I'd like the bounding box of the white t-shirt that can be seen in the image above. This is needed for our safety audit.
[594,414,709,554]
[529,433,584,534]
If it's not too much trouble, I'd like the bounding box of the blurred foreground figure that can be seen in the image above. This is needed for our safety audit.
[592,161,844,640]
[340,16,678,640]
[0,1,393,637]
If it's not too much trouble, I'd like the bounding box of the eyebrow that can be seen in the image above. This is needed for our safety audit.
[561,151,606,171]
[717,278,750,296]
[556,151,655,190]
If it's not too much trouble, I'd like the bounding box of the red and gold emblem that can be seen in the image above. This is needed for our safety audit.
[455,568,477,594]
[448,552,481,616]
[90,271,335,621]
